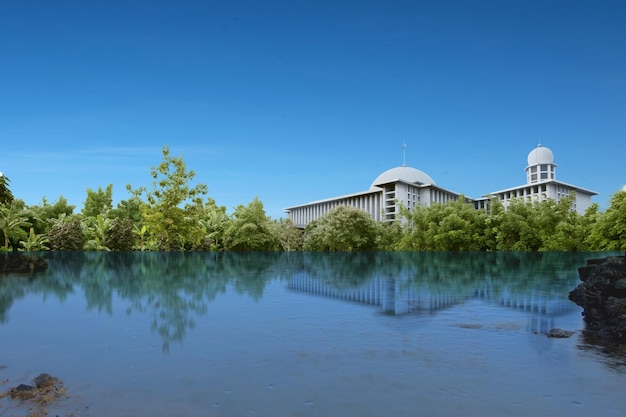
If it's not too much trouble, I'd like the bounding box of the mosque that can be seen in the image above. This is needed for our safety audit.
[285,145,597,228]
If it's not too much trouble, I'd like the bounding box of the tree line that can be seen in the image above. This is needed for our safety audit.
[1,147,625,252]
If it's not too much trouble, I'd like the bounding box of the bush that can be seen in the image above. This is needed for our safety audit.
[48,218,85,251]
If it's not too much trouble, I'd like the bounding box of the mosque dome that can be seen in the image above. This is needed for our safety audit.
[527,145,554,166]
[371,166,435,190]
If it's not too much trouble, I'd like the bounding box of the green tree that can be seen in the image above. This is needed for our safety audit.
[185,197,229,251]
[109,196,145,227]
[493,199,541,251]
[0,201,31,250]
[270,218,304,251]
[82,184,113,218]
[27,196,75,235]
[224,197,277,251]
[430,198,487,251]
[303,205,378,251]
[129,146,208,250]
[398,204,431,250]
[589,191,626,250]
[0,172,14,205]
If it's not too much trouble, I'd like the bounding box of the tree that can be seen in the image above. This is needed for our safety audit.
[303,205,378,251]
[224,197,277,251]
[129,146,208,250]
[270,218,304,251]
[589,191,626,250]
[82,184,113,218]
[0,172,14,205]
[185,197,229,251]
[109,196,144,227]
[0,201,31,250]
[27,196,75,235]
[493,199,541,251]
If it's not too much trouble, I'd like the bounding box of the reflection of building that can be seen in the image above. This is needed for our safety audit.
[289,272,579,332]
[474,286,580,334]
[288,272,463,315]
[285,145,597,228]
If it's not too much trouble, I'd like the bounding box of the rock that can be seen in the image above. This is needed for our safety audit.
[569,252,626,341]
[615,278,626,290]
[546,328,575,338]
[9,384,36,400]
[33,373,57,388]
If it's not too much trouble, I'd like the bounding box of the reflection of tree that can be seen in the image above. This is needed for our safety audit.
[301,252,378,289]
[0,252,297,352]
[1,251,622,351]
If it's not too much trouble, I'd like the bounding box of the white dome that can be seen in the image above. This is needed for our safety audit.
[527,145,554,166]
[371,166,435,189]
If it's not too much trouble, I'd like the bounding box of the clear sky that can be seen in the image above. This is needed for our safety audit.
[2,0,625,219]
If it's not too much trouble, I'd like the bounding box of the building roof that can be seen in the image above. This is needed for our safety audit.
[486,179,598,197]
[370,166,436,190]
[527,144,555,166]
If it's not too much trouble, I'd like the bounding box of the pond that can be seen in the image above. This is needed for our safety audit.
[1,251,625,417]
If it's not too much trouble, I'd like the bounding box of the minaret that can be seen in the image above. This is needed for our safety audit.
[525,144,557,184]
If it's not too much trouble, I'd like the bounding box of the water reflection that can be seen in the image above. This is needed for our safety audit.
[0,251,619,352]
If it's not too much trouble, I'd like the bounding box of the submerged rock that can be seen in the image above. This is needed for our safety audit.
[569,252,626,341]
[9,384,36,400]
[546,328,575,338]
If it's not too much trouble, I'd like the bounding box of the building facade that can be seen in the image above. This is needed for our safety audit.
[285,145,597,228]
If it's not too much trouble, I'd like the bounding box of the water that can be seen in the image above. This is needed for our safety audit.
[1,251,625,417]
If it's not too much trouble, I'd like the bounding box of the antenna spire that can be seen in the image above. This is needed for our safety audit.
[402,143,407,166]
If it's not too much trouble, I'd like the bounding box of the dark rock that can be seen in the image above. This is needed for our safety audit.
[9,384,35,400]
[546,328,575,338]
[34,373,57,388]
[0,253,48,274]
[569,253,626,341]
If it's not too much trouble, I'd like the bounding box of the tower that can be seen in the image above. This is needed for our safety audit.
[525,144,557,184]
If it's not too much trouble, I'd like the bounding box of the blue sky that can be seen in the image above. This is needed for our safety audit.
[2,0,625,219]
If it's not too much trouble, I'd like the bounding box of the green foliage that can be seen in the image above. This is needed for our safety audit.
[492,199,541,251]
[303,205,378,251]
[185,198,229,251]
[0,201,31,250]
[224,197,278,251]
[398,198,487,251]
[109,196,145,226]
[0,173,14,205]
[589,191,626,250]
[27,196,75,234]
[19,227,49,251]
[84,214,112,251]
[106,217,135,251]
[48,217,85,251]
[270,218,304,251]
[82,184,113,218]
[129,146,208,250]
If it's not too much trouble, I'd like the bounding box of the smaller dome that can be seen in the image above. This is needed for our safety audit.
[527,145,554,166]
[371,166,435,189]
